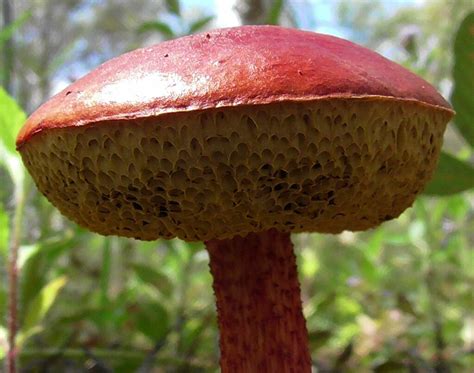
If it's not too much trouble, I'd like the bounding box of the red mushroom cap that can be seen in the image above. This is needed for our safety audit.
[16,26,454,241]
[17,25,452,148]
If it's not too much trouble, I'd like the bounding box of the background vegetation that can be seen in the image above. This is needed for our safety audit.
[1,0,473,371]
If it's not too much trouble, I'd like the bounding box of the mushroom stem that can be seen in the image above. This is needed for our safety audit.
[206,228,311,372]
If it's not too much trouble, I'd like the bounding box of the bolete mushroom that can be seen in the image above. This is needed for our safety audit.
[17,26,453,371]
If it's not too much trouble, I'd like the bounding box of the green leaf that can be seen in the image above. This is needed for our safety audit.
[0,87,26,190]
[445,194,471,220]
[308,330,331,350]
[0,204,8,258]
[188,16,214,34]
[374,360,406,372]
[0,326,6,360]
[451,12,474,147]
[334,341,353,368]
[137,21,175,39]
[134,302,170,342]
[358,252,380,284]
[396,294,417,316]
[131,263,173,297]
[0,10,31,48]
[17,276,68,347]
[362,229,384,260]
[165,0,180,16]
[266,0,284,25]
[0,148,24,194]
[0,87,26,154]
[315,293,336,314]
[423,151,474,195]
[179,312,213,356]
[20,235,74,316]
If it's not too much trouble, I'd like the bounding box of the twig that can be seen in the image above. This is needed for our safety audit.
[7,225,19,373]
[19,348,213,369]
[83,347,114,373]
[137,335,169,373]
[6,178,27,373]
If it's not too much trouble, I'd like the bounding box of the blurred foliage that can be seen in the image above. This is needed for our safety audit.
[425,8,474,196]
[424,152,474,196]
[138,0,214,40]
[266,0,284,25]
[0,0,473,372]
[451,11,474,148]
[0,9,29,49]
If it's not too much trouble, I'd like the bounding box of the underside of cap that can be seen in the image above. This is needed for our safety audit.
[19,98,450,241]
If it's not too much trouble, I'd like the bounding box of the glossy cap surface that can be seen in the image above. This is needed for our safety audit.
[17,26,452,147]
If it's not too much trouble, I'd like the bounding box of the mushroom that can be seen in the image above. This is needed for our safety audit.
[16,26,453,371]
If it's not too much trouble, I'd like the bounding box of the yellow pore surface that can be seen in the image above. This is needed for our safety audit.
[20,99,449,241]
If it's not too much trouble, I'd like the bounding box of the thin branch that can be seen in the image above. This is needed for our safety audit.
[83,347,114,373]
[7,221,19,373]
[19,348,213,369]
[137,335,169,373]
[6,177,26,373]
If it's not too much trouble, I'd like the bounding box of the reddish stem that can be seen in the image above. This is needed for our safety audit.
[7,235,18,373]
[206,229,311,372]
